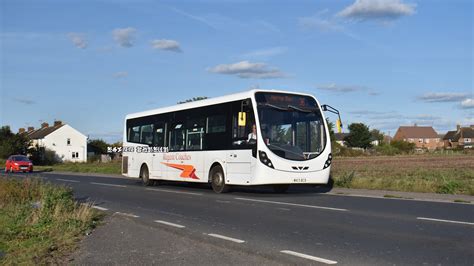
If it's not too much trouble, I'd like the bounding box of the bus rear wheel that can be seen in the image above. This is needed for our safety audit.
[210,166,229,193]
[140,165,154,186]
[273,184,289,193]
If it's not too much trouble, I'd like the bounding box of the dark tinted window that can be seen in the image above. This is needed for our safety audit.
[13,156,29,162]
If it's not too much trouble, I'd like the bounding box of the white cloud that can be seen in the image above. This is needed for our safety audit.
[112,27,136,48]
[461,98,474,109]
[417,92,469,103]
[113,71,128,79]
[241,47,287,59]
[208,61,286,79]
[151,39,182,52]
[317,84,378,95]
[67,32,87,49]
[338,0,416,21]
[14,98,36,105]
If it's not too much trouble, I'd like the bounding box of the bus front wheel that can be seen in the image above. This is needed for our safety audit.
[210,166,229,193]
[140,165,154,186]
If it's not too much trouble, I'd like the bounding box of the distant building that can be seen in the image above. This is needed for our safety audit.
[393,124,441,150]
[443,125,474,149]
[333,133,349,146]
[20,121,88,162]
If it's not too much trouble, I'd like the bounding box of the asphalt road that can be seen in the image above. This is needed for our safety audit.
[5,172,474,265]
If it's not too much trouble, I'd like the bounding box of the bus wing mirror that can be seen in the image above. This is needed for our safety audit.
[322,104,343,133]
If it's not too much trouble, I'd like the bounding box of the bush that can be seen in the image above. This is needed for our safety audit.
[390,140,416,154]
[29,146,60,165]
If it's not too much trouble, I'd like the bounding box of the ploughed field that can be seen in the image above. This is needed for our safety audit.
[331,154,474,195]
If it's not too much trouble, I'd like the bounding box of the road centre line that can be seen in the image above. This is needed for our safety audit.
[207,233,245,243]
[417,217,474,226]
[56,178,80,183]
[114,212,139,218]
[155,220,186,228]
[90,182,126,188]
[92,206,108,211]
[146,188,203,196]
[281,250,337,264]
[234,197,348,212]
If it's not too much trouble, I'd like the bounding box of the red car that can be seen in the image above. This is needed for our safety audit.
[4,155,33,173]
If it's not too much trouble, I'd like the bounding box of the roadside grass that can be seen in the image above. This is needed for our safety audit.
[0,177,102,264]
[331,154,474,195]
[34,161,121,175]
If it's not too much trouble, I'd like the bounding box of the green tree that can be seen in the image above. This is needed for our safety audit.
[87,139,109,154]
[0,126,31,158]
[177,96,208,104]
[344,123,372,149]
[390,140,416,153]
[370,129,385,145]
[326,119,335,143]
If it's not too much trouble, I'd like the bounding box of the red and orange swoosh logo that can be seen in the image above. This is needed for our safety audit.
[162,163,199,179]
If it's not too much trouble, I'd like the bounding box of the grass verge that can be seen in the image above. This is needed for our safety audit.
[34,161,121,175]
[331,154,474,195]
[0,177,102,264]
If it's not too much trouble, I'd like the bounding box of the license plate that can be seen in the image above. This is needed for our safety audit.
[293,178,307,183]
[20,166,27,169]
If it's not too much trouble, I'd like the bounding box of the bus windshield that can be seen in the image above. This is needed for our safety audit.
[255,92,327,161]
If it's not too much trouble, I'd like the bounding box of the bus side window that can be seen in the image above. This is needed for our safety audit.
[154,122,165,147]
[169,123,185,151]
[186,118,205,151]
[140,124,154,145]
[128,126,140,143]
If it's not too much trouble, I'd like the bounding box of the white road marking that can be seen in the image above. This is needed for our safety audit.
[326,192,472,205]
[207,233,245,243]
[281,250,337,264]
[114,212,139,218]
[417,217,474,226]
[146,188,203,196]
[235,197,348,212]
[155,220,186,228]
[56,178,80,183]
[92,206,108,211]
[90,182,126,188]
[276,207,291,211]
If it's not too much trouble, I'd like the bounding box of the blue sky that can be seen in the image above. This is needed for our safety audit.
[1,0,472,142]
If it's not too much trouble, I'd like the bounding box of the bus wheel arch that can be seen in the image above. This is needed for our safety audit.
[209,163,229,193]
[140,163,154,186]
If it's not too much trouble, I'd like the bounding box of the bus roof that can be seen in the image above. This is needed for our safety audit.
[125,89,316,120]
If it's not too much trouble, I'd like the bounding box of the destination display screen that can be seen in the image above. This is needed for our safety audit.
[255,92,317,108]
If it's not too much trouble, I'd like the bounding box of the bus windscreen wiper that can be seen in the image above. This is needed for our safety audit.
[287,105,316,113]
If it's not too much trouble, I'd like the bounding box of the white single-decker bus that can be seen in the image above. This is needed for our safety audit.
[122,89,333,193]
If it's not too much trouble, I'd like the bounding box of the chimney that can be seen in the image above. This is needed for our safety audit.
[27,126,34,132]
[54,120,63,127]
[41,122,49,128]
[456,124,461,131]
[18,128,25,134]
[414,123,417,127]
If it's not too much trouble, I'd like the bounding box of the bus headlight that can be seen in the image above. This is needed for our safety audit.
[323,153,332,169]
[259,151,274,169]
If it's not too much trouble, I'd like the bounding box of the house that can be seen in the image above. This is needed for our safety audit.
[393,124,441,150]
[443,125,474,149]
[20,121,88,162]
[333,133,349,146]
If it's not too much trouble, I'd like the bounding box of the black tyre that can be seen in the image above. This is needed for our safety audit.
[210,165,229,193]
[273,184,290,193]
[140,165,154,186]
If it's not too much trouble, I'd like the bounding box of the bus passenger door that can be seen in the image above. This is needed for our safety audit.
[227,149,252,184]
[151,122,166,178]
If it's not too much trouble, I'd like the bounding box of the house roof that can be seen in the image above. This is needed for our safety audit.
[27,124,64,139]
[333,133,349,141]
[396,126,438,139]
[443,131,457,140]
[442,127,474,142]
